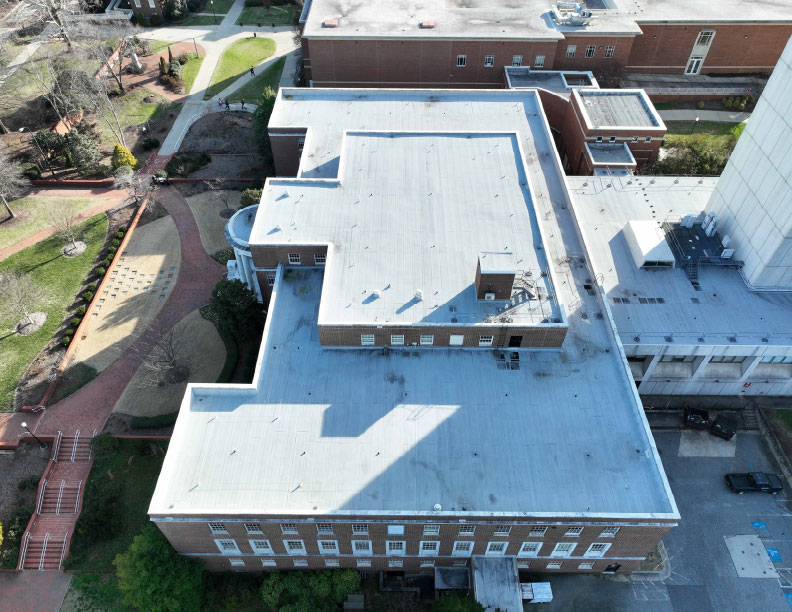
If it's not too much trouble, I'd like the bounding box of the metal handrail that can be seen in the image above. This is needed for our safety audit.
[56,480,65,515]
[17,532,31,570]
[58,532,68,569]
[51,431,62,462]
[70,429,80,463]
[39,533,50,571]
[88,429,98,461]
[36,480,48,515]
[74,480,82,513]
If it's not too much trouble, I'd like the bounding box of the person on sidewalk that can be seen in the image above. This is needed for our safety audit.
[249,66,255,77]
[217,97,223,109]
[225,98,230,111]
[240,98,246,109]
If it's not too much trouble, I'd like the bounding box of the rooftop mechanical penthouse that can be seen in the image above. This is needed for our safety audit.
[150,89,678,578]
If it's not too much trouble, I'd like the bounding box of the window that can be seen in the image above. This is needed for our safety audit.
[391,335,405,346]
[595,136,603,143]
[609,136,616,143]
[709,355,746,363]
[566,45,576,58]
[761,355,792,363]
[604,45,615,58]
[485,542,507,556]
[352,524,369,535]
[229,558,245,567]
[215,539,240,554]
[250,540,273,554]
[424,525,440,536]
[287,253,301,265]
[632,136,638,142]
[293,559,308,567]
[285,540,306,555]
[660,355,695,363]
[325,559,340,567]
[361,334,375,346]
[281,524,298,534]
[551,542,576,557]
[421,559,436,567]
[696,30,715,46]
[450,335,464,346]
[518,542,542,557]
[484,55,495,67]
[353,540,372,555]
[452,560,468,567]
[147,0,154,7]
[585,45,596,58]
[547,561,563,569]
[357,559,371,567]
[512,55,523,67]
[261,559,277,567]
[319,540,339,555]
[317,524,333,535]
[534,55,545,67]
[420,541,440,556]
[458,525,476,536]
[493,526,511,536]
[600,527,620,538]
[387,541,405,556]
[420,335,434,346]
[479,336,494,347]
[383,524,403,535]
[244,523,263,534]
[584,542,611,558]
[314,253,326,265]
[517,560,531,568]
[565,526,584,537]
[209,523,227,534]
[456,55,467,67]
[453,541,473,557]
[529,526,547,537]
[389,559,403,568]
[578,561,595,569]
[297,138,305,153]
[133,0,140,7]
[266,272,276,287]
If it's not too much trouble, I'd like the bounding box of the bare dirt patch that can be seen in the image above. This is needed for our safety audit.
[61,240,87,258]
[16,312,47,336]
[185,190,242,255]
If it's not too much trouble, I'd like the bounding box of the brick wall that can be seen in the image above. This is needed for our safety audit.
[251,245,329,269]
[553,36,635,78]
[475,268,515,300]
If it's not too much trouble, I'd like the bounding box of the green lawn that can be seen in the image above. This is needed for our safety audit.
[93,88,177,146]
[226,56,284,103]
[176,14,220,25]
[236,4,300,26]
[203,38,276,99]
[665,120,746,138]
[64,439,169,570]
[0,197,99,250]
[181,53,205,94]
[146,40,174,56]
[776,409,792,432]
[206,0,234,14]
[0,214,107,412]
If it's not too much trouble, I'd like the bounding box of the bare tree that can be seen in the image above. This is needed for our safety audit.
[0,272,47,328]
[0,145,27,219]
[134,327,191,387]
[204,179,233,217]
[114,165,151,203]
[29,0,78,48]
[47,207,79,250]
[25,47,98,125]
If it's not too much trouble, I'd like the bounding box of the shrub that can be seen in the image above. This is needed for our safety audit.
[169,77,185,94]
[22,164,41,180]
[18,475,41,490]
[111,238,121,247]
[107,246,117,255]
[0,506,33,569]
[738,101,746,111]
[142,137,161,151]
[86,282,98,292]
[178,53,190,64]
[62,335,72,346]
[159,55,167,76]
[150,14,162,25]
[240,188,262,208]
[115,230,126,238]
[165,152,211,176]
[696,100,705,109]
[82,291,94,302]
[103,256,114,267]
[75,474,123,540]
[111,144,139,171]
[154,169,168,179]
[96,266,107,276]
[723,97,734,109]
[159,73,172,86]
[137,11,145,24]
[130,412,179,429]
[70,317,82,327]
[76,305,87,315]
[168,60,182,78]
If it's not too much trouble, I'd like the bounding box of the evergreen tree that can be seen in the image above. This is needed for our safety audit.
[111,143,139,170]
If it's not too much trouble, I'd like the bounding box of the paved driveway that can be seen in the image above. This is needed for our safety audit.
[527,431,792,611]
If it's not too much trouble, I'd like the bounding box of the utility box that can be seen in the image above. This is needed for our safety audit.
[521,582,553,603]
[476,251,515,300]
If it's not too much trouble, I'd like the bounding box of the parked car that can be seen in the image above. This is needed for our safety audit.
[710,415,738,440]
[683,407,710,429]
[725,472,783,494]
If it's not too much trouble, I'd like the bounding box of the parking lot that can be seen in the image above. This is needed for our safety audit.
[529,430,792,611]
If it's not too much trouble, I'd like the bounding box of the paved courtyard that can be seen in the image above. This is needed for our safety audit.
[527,430,792,611]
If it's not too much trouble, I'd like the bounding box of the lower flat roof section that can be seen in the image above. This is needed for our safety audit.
[472,556,522,612]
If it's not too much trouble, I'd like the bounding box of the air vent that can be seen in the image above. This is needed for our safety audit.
[420,20,435,28]
[691,297,700,304]
[322,18,339,27]
[664,336,673,343]
[728,336,737,343]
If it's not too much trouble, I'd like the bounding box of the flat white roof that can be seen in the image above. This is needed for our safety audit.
[624,220,675,267]
[479,251,515,275]
[575,90,665,130]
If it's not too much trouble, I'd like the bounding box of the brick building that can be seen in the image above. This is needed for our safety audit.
[298,0,792,87]
[150,89,678,585]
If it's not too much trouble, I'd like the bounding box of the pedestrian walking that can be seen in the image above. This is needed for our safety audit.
[217,97,223,108]
[249,66,255,77]
[225,98,230,111]
[240,98,246,109]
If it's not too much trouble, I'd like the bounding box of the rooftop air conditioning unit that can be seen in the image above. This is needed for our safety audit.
[485,293,496,301]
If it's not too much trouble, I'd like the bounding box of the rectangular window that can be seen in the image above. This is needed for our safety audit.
[479,336,494,347]
[566,45,576,58]
[293,559,308,567]
[133,0,140,7]
[458,525,476,536]
[604,45,615,58]
[696,30,715,46]
[314,253,326,265]
[424,525,440,536]
[215,539,240,554]
[287,253,301,265]
[584,542,611,558]
[389,559,403,568]
[353,540,372,555]
[493,526,511,536]
[244,523,263,534]
[585,45,596,58]
[534,55,545,68]
[645,136,652,143]
[517,560,531,569]
[518,542,542,557]
[420,335,434,346]
[209,523,227,534]
[317,524,333,534]
[421,559,436,567]
[709,355,746,363]
[360,335,375,346]
[452,560,468,567]
[352,524,369,535]
[453,541,473,557]
[387,541,405,556]
[565,526,584,537]
[762,355,792,363]
[486,542,508,556]
[391,335,405,346]
[484,55,495,67]
[457,55,467,67]
[512,55,523,67]
[357,559,371,567]
[529,526,547,537]
[547,561,563,569]
[147,0,154,8]
[450,335,464,346]
[600,527,620,537]
[266,272,276,287]
[261,559,277,567]
[281,524,298,534]
[325,559,340,567]
[285,540,306,555]
[551,542,576,557]
[609,136,616,143]
[297,138,305,153]
[420,541,440,556]
[578,561,595,569]
[596,136,603,143]
[229,558,245,567]
[387,525,405,535]
[319,540,339,555]
[250,540,273,554]
[632,136,638,142]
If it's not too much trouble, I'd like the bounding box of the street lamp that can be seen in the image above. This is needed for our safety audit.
[691,116,700,135]
[19,127,55,177]
[210,0,217,24]
[20,421,46,449]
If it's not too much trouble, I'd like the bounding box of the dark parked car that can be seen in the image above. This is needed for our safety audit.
[710,415,738,440]
[725,472,784,494]
[684,407,710,429]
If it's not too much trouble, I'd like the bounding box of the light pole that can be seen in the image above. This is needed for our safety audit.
[210,0,217,24]
[19,127,55,176]
[691,116,700,135]
[192,37,199,58]
[21,421,46,449]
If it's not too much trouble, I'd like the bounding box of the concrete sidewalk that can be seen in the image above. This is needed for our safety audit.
[658,109,751,123]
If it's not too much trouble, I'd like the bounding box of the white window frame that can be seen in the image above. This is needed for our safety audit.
[420,335,434,346]
[421,559,435,567]
[389,559,403,568]
[596,136,603,143]
[534,55,545,68]
[424,525,440,536]
[266,272,276,287]
[261,559,277,567]
[209,523,227,534]
[391,334,405,346]
[696,30,715,47]
[452,560,468,567]
[314,253,326,265]
[565,526,584,537]
[479,335,494,347]
[566,45,576,58]
[214,539,240,554]
[293,559,308,567]
[361,334,375,346]
[578,561,595,569]
[547,561,563,569]
[325,559,340,567]
[147,0,155,8]
[517,560,531,569]
[352,524,369,535]
[584,542,612,558]
[485,541,508,556]
[287,253,301,265]
[456,54,467,67]
[420,541,440,556]
[244,523,263,535]
[133,0,140,7]
[609,136,616,143]
[249,539,273,554]
[493,526,511,536]
[317,523,333,535]
[449,335,464,346]
[604,45,615,58]
[319,540,339,555]
[284,540,306,555]
[518,542,542,557]
[387,540,406,556]
[599,527,620,538]
[512,55,523,67]
[229,558,245,567]
[551,542,577,558]
[529,526,547,537]
[356,559,371,567]
[458,525,476,536]
[353,540,372,556]
[585,45,596,58]
[484,55,495,67]
[453,541,474,557]
[645,136,652,143]
[281,523,298,534]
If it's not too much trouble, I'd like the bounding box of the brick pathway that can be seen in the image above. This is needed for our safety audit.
[123,42,207,105]
[0,570,71,612]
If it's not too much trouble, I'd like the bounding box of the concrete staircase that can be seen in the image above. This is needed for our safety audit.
[743,406,760,430]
